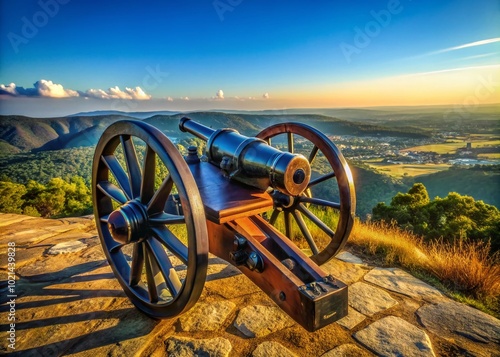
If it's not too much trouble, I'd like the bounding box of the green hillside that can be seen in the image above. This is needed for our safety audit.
[0,145,405,217]
[0,114,135,151]
[414,165,500,208]
[0,111,430,153]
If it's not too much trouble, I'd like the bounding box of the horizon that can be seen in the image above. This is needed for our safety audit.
[2,102,500,119]
[1,1,499,117]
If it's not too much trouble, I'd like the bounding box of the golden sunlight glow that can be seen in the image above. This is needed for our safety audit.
[279,65,500,107]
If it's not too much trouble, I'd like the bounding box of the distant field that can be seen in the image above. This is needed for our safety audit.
[478,153,500,159]
[402,139,500,154]
[368,163,451,178]
[402,142,467,154]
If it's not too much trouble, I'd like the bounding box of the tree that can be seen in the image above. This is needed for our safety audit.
[62,176,92,216]
[373,183,500,251]
[0,181,27,214]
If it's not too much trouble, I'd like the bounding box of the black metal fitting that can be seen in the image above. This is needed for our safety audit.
[230,235,264,272]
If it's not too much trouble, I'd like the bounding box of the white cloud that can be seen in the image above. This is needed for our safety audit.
[216,89,224,99]
[263,92,269,99]
[35,79,79,98]
[166,96,174,102]
[0,80,154,100]
[0,83,17,95]
[85,86,151,100]
[0,80,79,97]
[180,96,189,101]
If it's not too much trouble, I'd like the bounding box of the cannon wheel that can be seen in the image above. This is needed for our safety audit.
[92,120,208,318]
[257,122,355,265]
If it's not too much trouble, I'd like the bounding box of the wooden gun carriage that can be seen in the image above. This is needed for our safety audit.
[92,117,355,331]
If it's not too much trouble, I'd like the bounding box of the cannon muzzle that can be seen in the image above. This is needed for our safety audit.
[179,117,311,196]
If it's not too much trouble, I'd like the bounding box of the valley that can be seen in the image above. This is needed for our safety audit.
[1,105,499,218]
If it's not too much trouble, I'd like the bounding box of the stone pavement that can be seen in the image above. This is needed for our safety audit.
[0,213,499,356]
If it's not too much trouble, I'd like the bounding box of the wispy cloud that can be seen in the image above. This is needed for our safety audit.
[420,38,500,57]
[400,64,500,77]
[452,52,500,62]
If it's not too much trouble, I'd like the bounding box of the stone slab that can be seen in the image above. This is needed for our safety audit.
[178,300,236,332]
[348,282,398,316]
[234,305,295,337]
[321,343,373,357]
[417,300,500,355]
[252,341,298,357]
[364,268,443,302]
[47,240,87,255]
[322,258,370,285]
[336,307,366,330]
[336,251,365,265]
[165,336,232,357]
[354,316,435,357]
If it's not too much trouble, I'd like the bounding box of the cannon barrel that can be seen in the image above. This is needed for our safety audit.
[179,117,311,196]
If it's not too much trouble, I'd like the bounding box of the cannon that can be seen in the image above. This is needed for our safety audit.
[92,117,355,331]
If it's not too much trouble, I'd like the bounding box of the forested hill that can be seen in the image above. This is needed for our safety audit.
[0,114,135,152]
[415,165,500,209]
[0,112,430,153]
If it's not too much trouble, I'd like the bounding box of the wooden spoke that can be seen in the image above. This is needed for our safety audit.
[308,172,336,188]
[291,210,319,255]
[109,241,125,254]
[97,181,127,204]
[269,209,280,225]
[308,145,319,164]
[149,212,185,225]
[141,146,156,204]
[129,243,144,286]
[147,175,173,215]
[298,203,335,238]
[284,211,293,240]
[144,244,159,303]
[146,238,183,297]
[121,135,142,199]
[150,226,189,264]
[287,132,294,153]
[101,155,132,200]
[300,197,341,210]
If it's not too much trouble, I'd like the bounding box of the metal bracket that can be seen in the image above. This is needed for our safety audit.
[229,234,264,272]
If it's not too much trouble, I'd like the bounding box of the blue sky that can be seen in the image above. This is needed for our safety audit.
[0,0,499,116]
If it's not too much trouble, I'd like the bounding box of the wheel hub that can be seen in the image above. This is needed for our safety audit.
[108,200,149,244]
[272,190,296,210]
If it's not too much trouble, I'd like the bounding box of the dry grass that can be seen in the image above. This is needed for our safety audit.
[349,220,500,316]
[426,239,500,300]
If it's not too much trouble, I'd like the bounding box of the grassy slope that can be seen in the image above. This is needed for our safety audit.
[350,220,499,317]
